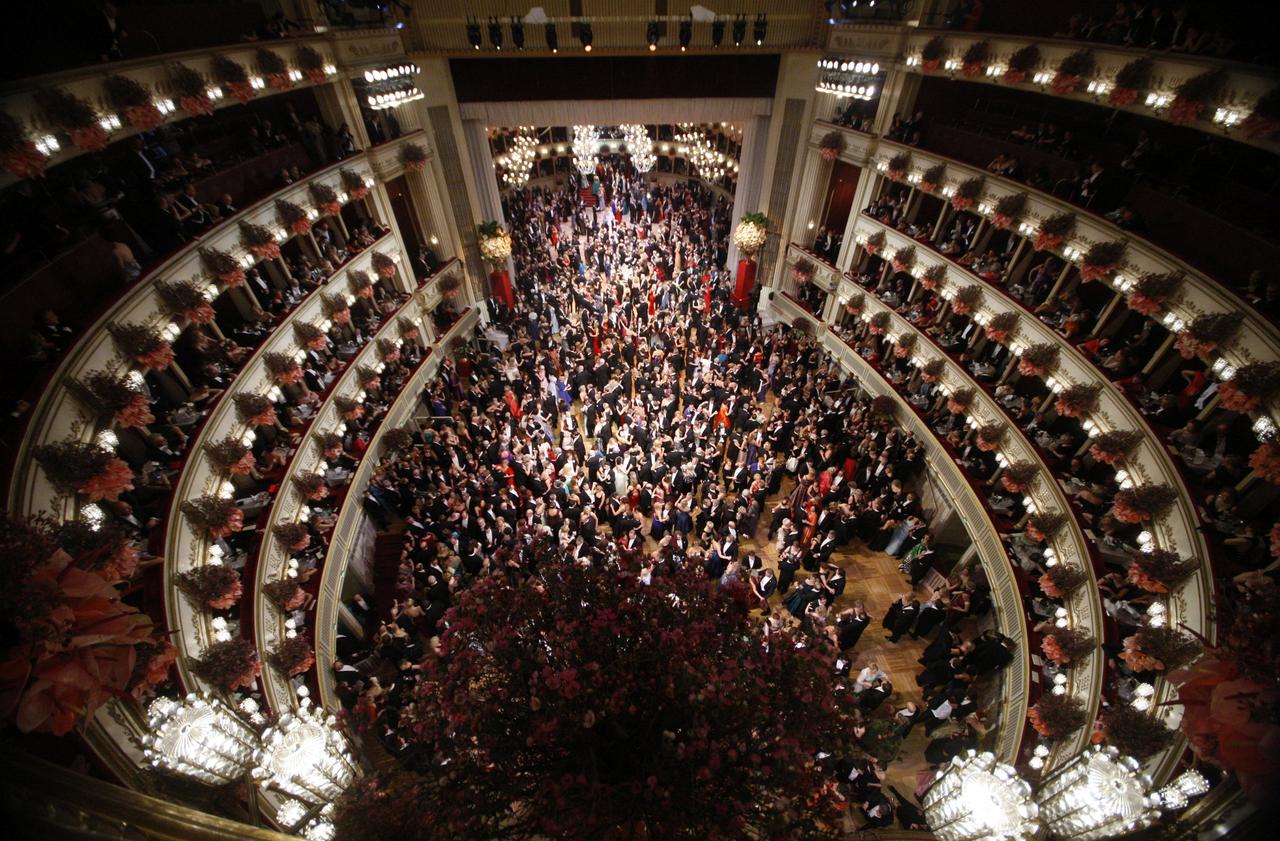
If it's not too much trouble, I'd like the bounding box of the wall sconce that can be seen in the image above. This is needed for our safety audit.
[1032,70,1053,86]
[985,63,1006,77]
[1086,79,1112,98]
[1212,108,1242,127]
[1144,92,1170,110]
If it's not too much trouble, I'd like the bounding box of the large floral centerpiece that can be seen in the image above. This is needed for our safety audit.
[1050,49,1094,95]
[919,36,946,73]
[277,198,311,236]
[212,55,254,103]
[1038,564,1086,599]
[477,220,513,265]
[1120,626,1202,674]
[199,246,245,287]
[1004,44,1041,85]
[341,168,370,201]
[974,422,1005,452]
[175,564,243,610]
[985,310,1018,344]
[733,212,768,257]
[400,143,428,172]
[1000,461,1038,494]
[1017,343,1059,378]
[1089,429,1143,465]
[156,279,215,324]
[295,45,328,83]
[234,393,277,428]
[992,192,1027,230]
[960,41,989,77]
[310,181,341,216]
[950,284,982,316]
[919,163,946,193]
[1055,383,1101,418]
[205,437,256,476]
[1168,68,1226,126]
[1025,511,1067,543]
[170,63,214,116]
[950,176,982,211]
[256,48,292,91]
[1109,57,1152,107]
[240,220,281,261]
[269,634,315,677]
[1126,549,1198,594]
[818,130,844,161]
[181,496,244,539]
[192,638,259,692]
[264,351,304,385]
[1041,628,1095,666]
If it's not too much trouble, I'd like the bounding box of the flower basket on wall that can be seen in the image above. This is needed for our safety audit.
[234,393,277,428]
[1001,461,1038,494]
[920,357,945,383]
[1111,484,1178,524]
[1017,343,1059,378]
[951,176,983,211]
[890,245,916,274]
[199,246,245,287]
[946,387,975,415]
[1035,212,1076,252]
[1127,272,1182,316]
[919,163,945,193]
[1054,383,1101,418]
[992,193,1027,230]
[1219,362,1280,413]
[349,270,375,300]
[961,41,989,77]
[974,422,1006,451]
[33,439,134,502]
[103,75,162,129]
[1175,312,1243,359]
[157,280,215,324]
[864,231,885,255]
[0,110,47,179]
[1099,705,1173,759]
[310,181,341,216]
[295,45,327,83]
[893,332,916,358]
[170,63,214,116]
[985,310,1018,344]
[323,293,352,325]
[269,634,315,677]
[383,426,415,451]
[1050,49,1094,96]
[886,152,910,182]
[357,364,382,392]
[1109,57,1153,108]
[109,323,174,370]
[35,87,107,151]
[1041,628,1095,665]
[1250,441,1280,485]
[181,496,244,539]
[341,167,370,200]
[264,579,308,610]
[240,220,280,260]
[401,142,428,172]
[398,318,420,341]
[1038,564,1087,599]
[256,48,292,90]
[870,395,897,418]
[205,437,256,476]
[1168,69,1227,126]
[335,395,364,421]
[1121,626,1203,674]
[72,370,154,429]
[192,638,260,692]
[818,130,844,162]
[316,431,344,461]
[1243,87,1280,141]
[372,251,398,279]
[920,263,946,291]
[1089,430,1143,465]
[176,564,243,610]
[1126,549,1198,594]
[844,292,864,316]
[1079,240,1126,281]
[1026,511,1067,543]
[950,284,982,316]
[377,338,401,363]
[294,321,329,351]
[276,199,311,236]
[263,351,304,385]
[212,55,254,103]
[1029,693,1087,739]
[1004,44,1041,85]
[792,260,815,285]
[867,310,890,335]
[920,36,946,73]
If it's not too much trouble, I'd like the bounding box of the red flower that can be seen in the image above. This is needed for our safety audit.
[228,452,257,476]
[249,241,281,261]
[207,576,243,610]
[921,59,941,73]
[1050,73,1080,96]
[1249,442,1280,486]
[79,458,135,502]
[348,185,370,201]
[1126,291,1165,316]
[332,308,352,325]
[1218,381,1261,413]
[820,146,838,162]
[1080,261,1115,281]
[1018,358,1045,378]
[266,72,293,91]
[248,407,278,428]
[1175,331,1214,360]
[1004,69,1027,84]
[209,508,244,540]
[986,328,1009,344]
[1034,232,1063,252]
[219,266,246,288]
[291,217,312,236]
[123,103,163,130]
[1109,87,1138,107]
[114,393,155,429]
[225,81,254,103]
[179,95,214,116]
[992,212,1013,230]
[1,141,48,179]
[919,181,938,193]
[950,195,974,211]
[136,343,175,371]
[182,301,216,324]
[961,63,982,78]
[951,301,973,316]
[1167,97,1202,125]
[274,365,304,385]
[68,124,109,152]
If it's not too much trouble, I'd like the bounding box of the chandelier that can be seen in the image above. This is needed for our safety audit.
[922,750,1041,841]
[142,694,261,785]
[499,126,538,189]
[621,123,655,173]
[252,687,358,805]
[676,123,729,181]
[572,125,599,175]
[1035,746,1160,840]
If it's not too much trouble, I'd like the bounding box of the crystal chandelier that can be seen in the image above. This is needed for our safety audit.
[572,125,599,176]
[277,798,337,841]
[1154,769,1211,810]
[142,694,260,785]
[499,126,538,189]
[923,750,1041,841]
[252,687,358,804]
[621,123,655,173]
[1035,745,1161,840]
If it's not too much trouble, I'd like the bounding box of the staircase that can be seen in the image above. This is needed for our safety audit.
[579,187,598,208]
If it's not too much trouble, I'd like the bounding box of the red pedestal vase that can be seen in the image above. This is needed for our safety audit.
[733,258,757,308]
[490,269,515,308]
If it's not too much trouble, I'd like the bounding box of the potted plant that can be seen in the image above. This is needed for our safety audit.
[920,263,946,291]
[383,426,415,451]
[295,45,328,83]
[1026,511,1067,543]
[1168,68,1227,126]
[341,167,370,200]
[1175,312,1243,359]
[1250,441,1280,485]
[295,472,330,501]
[349,270,375,300]
[864,231,886,255]
[975,422,1005,451]
[199,246,245,287]
[1099,704,1173,759]
[867,311,890,335]
[920,36,946,73]
[294,321,329,351]
[921,358,946,383]
[870,395,897,418]
[256,48,292,90]
[891,245,916,274]
[818,131,844,161]
[961,41,989,77]
[264,579,308,610]
[170,63,214,116]
[950,284,982,316]
[886,152,910,181]
[919,163,946,193]
[1120,626,1203,674]
[946,387,975,415]
[372,251,398,279]
[401,142,428,171]
[1217,361,1280,413]
[264,351,304,385]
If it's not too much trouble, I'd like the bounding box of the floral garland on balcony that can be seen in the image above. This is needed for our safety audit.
[269,634,315,677]
[192,638,259,692]
[945,386,975,414]
[377,337,401,363]
[349,269,374,300]
[294,321,329,351]
[156,279,215,324]
[35,87,107,151]
[1250,441,1280,485]
[109,322,174,370]
[170,63,214,116]
[886,152,910,182]
[212,55,254,103]
[295,45,327,83]
[323,292,352,325]
[992,192,1027,230]
[176,564,243,610]
[1121,626,1203,674]
[1026,511,1067,543]
[199,246,245,287]
[984,310,1019,344]
[1168,68,1227,126]
[1098,705,1173,759]
[276,198,311,236]
[893,332,916,358]
[1111,483,1178,524]
[103,74,162,130]
[240,220,280,260]
[951,176,983,211]
[1175,312,1243,359]
[1243,86,1280,141]
[401,142,428,172]
[234,393,277,428]
[919,262,946,291]
[1050,49,1094,96]
[335,394,365,422]
[33,439,134,502]
[919,163,945,193]
[383,426,415,451]
[1003,44,1041,85]
[0,110,46,179]
[818,130,844,162]
[863,231,886,255]
[398,317,420,341]
[1127,272,1182,316]
[1041,628,1094,666]
[1018,343,1059,378]
[255,48,292,91]
[264,578,308,610]
[1029,692,1088,739]
[204,437,256,476]
[890,245,916,274]
[181,496,244,539]
[960,41,989,77]
[870,394,897,418]
[1000,461,1038,494]
[791,259,815,285]
[1089,429,1143,465]
[1080,240,1126,281]
[357,364,382,392]
[1219,361,1280,413]
[264,351,304,385]
[866,310,890,335]
[974,422,1005,451]
[950,284,982,316]
[1055,382,1101,418]
[1038,564,1086,598]
[341,167,370,200]
[1126,549,1198,594]
[372,250,398,279]
[72,370,154,429]
[310,181,341,216]
[1109,57,1152,108]
[1034,211,1076,252]
[920,36,946,73]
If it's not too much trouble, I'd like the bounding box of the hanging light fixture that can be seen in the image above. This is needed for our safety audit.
[252,687,358,805]
[572,125,600,175]
[621,123,655,173]
[500,126,539,188]
[1035,745,1161,840]
[922,750,1040,841]
[142,694,260,785]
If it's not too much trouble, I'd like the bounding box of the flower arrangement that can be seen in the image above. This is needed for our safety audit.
[886,152,910,181]
[103,75,162,129]
[129,639,179,700]
[1089,430,1143,465]
[1109,57,1152,108]
[920,358,945,383]
[34,87,107,151]
[946,387,975,415]
[985,310,1018,344]
[1018,343,1059,378]
[1250,441,1280,486]
[1218,361,1280,413]
[1126,549,1197,594]
[294,321,329,350]
[349,269,375,300]
[477,220,513,265]
[264,579,308,610]
[867,310,890,335]
[733,212,769,257]
[205,437,255,476]
[234,393,277,428]
[951,176,983,211]
[1029,693,1087,738]
[240,220,281,260]
[844,292,864,316]
[1111,483,1178,524]
[296,472,329,502]
[893,332,916,358]
[1126,272,1182,316]
[256,48,291,90]
[371,250,398,279]
[1175,312,1243,359]
[1121,626,1202,674]
[1079,240,1126,281]
[264,351,304,385]
[377,338,401,363]
[357,364,382,391]
[1000,461,1038,494]
[72,370,153,429]
[864,231,886,255]
[170,63,214,116]
[156,279,215,324]
[1243,86,1280,141]
[192,638,260,692]
[0,110,47,179]
[961,41,989,77]
[920,36,946,72]
[316,431,344,461]
[919,163,946,193]
[295,45,327,83]
[274,522,312,554]
[109,322,174,370]
[181,496,244,539]
[870,394,897,418]
[1054,383,1101,418]
[818,130,844,162]
[992,192,1027,230]
[401,142,428,171]
[792,259,815,285]
[1050,49,1094,96]
[310,181,341,216]
[1004,44,1041,84]
[890,245,916,274]
[920,262,946,291]
[33,439,134,502]
[269,634,315,677]
[341,167,370,201]
[176,564,243,610]
[1035,211,1076,252]
[440,273,461,298]
[1041,628,1095,665]
[1168,69,1227,126]
[950,284,982,316]
[974,422,1005,451]
[199,246,245,287]
[1026,511,1067,543]
[276,199,311,236]
[323,293,352,325]
[1098,704,1173,759]
[336,395,364,421]
[383,426,415,451]
[212,55,254,103]
[398,318,419,341]
[1039,564,1087,599]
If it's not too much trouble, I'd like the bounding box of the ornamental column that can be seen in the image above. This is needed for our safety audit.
[770,146,832,290]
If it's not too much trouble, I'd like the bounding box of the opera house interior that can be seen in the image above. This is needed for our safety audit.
[2,1,1279,839]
